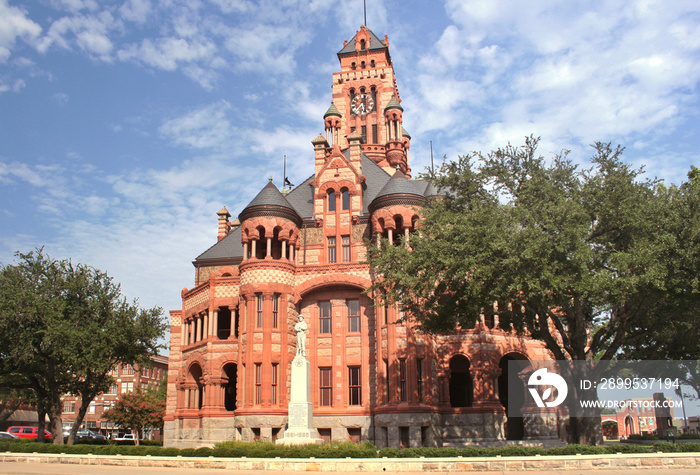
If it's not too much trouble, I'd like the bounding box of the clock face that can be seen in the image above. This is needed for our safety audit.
[351,94,374,115]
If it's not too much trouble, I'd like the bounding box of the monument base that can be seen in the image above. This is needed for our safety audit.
[275,428,323,445]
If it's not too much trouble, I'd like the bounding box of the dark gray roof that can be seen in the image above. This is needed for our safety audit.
[338,28,387,55]
[284,175,315,219]
[359,153,391,213]
[195,225,243,262]
[374,169,423,199]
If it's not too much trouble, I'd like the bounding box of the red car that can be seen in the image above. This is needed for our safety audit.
[6,426,53,440]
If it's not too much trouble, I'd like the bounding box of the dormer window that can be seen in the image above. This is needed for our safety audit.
[360,39,366,50]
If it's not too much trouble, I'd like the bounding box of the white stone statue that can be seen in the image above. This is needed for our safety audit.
[295,315,307,357]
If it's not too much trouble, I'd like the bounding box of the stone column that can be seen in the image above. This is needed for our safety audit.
[266,237,272,259]
[212,308,219,339]
[281,240,287,260]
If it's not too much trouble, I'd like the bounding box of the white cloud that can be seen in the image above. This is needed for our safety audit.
[158,101,234,149]
[0,0,42,63]
[37,11,116,60]
[119,0,151,24]
[118,36,217,71]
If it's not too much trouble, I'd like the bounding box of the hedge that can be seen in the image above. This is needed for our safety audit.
[1,439,699,458]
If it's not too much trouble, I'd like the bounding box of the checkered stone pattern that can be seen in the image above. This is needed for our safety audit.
[215,285,238,299]
[294,267,371,287]
[184,288,209,310]
[240,268,294,286]
[171,315,182,326]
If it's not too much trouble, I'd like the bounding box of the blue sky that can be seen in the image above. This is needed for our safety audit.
[1,0,699,343]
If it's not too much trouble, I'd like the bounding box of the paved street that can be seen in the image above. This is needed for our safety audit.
[2,462,700,475]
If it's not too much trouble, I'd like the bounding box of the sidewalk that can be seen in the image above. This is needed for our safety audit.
[1,452,699,472]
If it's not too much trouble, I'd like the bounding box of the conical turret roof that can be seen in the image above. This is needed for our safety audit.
[238,180,301,225]
[323,102,341,118]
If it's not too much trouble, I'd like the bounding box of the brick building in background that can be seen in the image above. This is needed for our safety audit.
[61,355,168,439]
[164,26,560,449]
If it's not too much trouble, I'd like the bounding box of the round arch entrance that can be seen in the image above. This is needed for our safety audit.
[498,353,528,440]
[449,355,473,407]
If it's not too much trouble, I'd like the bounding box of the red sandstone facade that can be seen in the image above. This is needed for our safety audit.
[164,26,562,448]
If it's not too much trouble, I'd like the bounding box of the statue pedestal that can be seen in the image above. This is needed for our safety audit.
[276,354,323,445]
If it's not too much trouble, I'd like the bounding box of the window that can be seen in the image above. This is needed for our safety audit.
[349,366,362,405]
[108,384,117,394]
[328,236,336,263]
[255,363,262,405]
[256,294,263,328]
[320,301,332,333]
[63,401,75,413]
[124,365,134,375]
[342,236,351,262]
[398,358,407,402]
[417,358,424,402]
[372,124,377,144]
[328,190,336,212]
[360,39,366,50]
[271,363,278,405]
[399,426,409,448]
[361,125,367,144]
[341,189,350,210]
[320,367,332,406]
[272,293,279,328]
[384,359,390,403]
[318,428,332,443]
[121,382,134,394]
[347,299,360,332]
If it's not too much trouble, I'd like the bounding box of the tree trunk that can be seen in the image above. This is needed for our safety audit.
[569,415,602,445]
[46,393,64,445]
[67,398,92,445]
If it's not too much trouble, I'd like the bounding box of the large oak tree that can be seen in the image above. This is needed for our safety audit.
[0,249,166,444]
[369,137,699,445]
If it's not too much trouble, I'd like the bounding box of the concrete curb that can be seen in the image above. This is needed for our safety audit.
[2,452,700,471]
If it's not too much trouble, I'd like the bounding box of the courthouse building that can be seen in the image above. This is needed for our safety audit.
[164,26,560,448]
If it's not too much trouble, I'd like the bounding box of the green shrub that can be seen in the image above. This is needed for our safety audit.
[605,444,653,454]
[480,445,545,457]
[628,433,659,440]
[678,433,700,439]
[654,442,700,453]
[547,444,606,455]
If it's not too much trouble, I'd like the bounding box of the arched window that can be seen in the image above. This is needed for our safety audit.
[360,39,366,50]
[255,226,266,259]
[327,189,336,212]
[351,62,356,70]
[449,355,473,407]
[361,61,366,69]
[223,364,237,411]
[370,59,375,68]
[341,188,350,210]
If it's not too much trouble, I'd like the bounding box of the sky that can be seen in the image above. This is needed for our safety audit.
[1,0,699,350]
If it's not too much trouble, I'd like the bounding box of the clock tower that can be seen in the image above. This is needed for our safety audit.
[323,25,411,177]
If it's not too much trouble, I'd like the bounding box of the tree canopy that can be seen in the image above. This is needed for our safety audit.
[368,137,700,444]
[102,386,166,446]
[0,249,166,444]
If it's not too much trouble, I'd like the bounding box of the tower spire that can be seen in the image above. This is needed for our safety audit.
[364,0,367,27]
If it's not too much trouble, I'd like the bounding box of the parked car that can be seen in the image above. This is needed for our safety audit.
[76,429,106,441]
[112,433,136,443]
[7,426,53,440]
[63,428,106,441]
[0,431,19,439]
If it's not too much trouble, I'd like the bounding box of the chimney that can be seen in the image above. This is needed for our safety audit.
[216,207,231,241]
